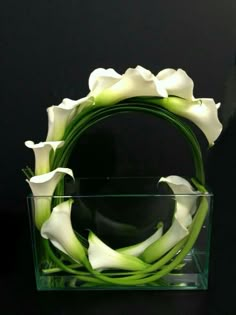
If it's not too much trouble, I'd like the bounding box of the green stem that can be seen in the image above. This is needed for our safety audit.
[53,103,205,185]
[42,239,104,284]
[22,166,34,179]
[42,263,82,274]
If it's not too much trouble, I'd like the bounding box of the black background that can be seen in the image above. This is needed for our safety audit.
[1,0,236,314]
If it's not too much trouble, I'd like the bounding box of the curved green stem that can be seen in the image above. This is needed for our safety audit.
[53,102,205,185]
[44,98,208,286]
[42,239,105,284]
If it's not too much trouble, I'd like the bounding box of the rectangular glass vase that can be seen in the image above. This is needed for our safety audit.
[27,177,213,291]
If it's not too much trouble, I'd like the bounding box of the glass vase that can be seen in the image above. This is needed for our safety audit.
[27,177,212,290]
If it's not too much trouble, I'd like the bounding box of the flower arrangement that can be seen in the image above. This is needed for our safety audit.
[24,66,222,289]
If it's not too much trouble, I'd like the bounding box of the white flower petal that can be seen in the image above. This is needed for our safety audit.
[26,167,74,196]
[91,65,167,106]
[141,218,189,263]
[60,96,93,110]
[157,68,194,100]
[88,231,149,271]
[41,200,86,264]
[141,176,200,263]
[117,222,163,257]
[46,96,94,141]
[123,66,167,97]
[159,175,200,227]
[46,106,73,141]
[88,68,122,94]
[25,140,64,175]
[184,98,222,146]
[25,140,64,151]
[158,96,222,145]
[27,168,74,229]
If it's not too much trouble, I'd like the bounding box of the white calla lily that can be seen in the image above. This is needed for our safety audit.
[46,96,94,141]
[25,140,64,175]
[88,66,222,145]
[141,218,189,263]
[41,199,87,265]
[27,167,74,229]
[158,175,200,227]
[156,68,194,100]
[89,68,122,94]
[88,231,149,271]
[157,96,222,145]
[89,65,167,106]
[117,222,163,257]
[27,167,74,196]
[142,176,201,263]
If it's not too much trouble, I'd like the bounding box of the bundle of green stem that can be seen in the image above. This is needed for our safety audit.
[38,98,209,287]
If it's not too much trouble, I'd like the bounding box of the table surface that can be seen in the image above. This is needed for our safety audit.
[2,201,236,315]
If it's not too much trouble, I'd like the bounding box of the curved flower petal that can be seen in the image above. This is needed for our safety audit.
[141,176,200,263]
[46,106,72,141]
[159,175,200,227]
[158,96,222,145]
[141,218,189,263]
[88,68,122,94]
[156,68,194,100]
[117,222,163,257]
[26,167,74,229]
[187,98,222,146]
[88,231,149,271]
[46,96,94,141]
[41,199,87,265]
[25,140,64,175]
[59,96,93,110]
[26,167,74,196]
[91,65,167,106]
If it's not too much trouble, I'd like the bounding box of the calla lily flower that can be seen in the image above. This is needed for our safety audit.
[156,68,194,100]
[46,96,94,141]
[27,167,74,196]
[89,67,122,95]
[141,176,201,263]
[25,140,64,175]
[156,97,222,145]
[142,218,189,263]
[159,176,200,227]
[89,65,167,106]
[88,66,222,145]
[88,231,149,271]
[117,222,163,257]
[41,199,87,265]
[27,167,74,229]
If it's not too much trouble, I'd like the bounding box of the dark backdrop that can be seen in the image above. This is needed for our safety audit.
[1,1,236,314]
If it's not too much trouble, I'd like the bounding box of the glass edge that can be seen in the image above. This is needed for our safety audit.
[26,193,213,198]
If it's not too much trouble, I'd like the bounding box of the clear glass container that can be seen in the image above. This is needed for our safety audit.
[27,177,213,290]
